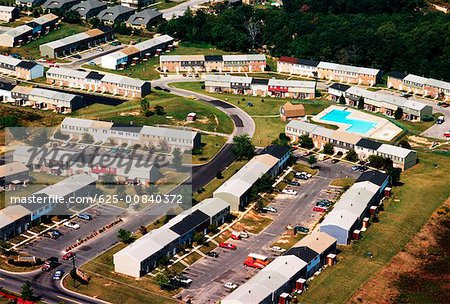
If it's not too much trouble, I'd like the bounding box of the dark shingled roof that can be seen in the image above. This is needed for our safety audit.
[356,170,389,187]
[329,83,351,92]
[356,138,383,151]
[111,123,143,133]
[262,145,290,160]
[204,55,223,62]
[169,210,209,235]
[251,78,269,85]
[86,71,104,80]
[16,61,38,70]
[388,71,407,80]
[278,56,319,67]
[285,246,319,263]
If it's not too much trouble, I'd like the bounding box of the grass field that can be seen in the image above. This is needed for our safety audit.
[191,134,228,164]
[74,91,234,135]
[299,151,450,304]
[0,23,88,59]
[84,43,237,80]
[330,177,356,188]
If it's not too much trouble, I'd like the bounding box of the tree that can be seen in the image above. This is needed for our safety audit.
[139,225,148,235]
[172,148,183,169]
[81,133,94,144]
[63,10,81,24]
[323,142,334,155]
[394,107,404,120]
[21,281,34,301]
[271,133,290,147]
[29,129,49,146]
[387,166,401,185]
[344,149,359,162]
[141,99,152,117]
[117,229,134,244]
[308,155,317,168]
[256,173,275,193]
[367,155,385,169]
[398,140,411,149]
[193,232,205,245]
[154,271,171,289]
[357,97,365,109]
[154,105,165,115]
[299,134,314,149]
[339,95,346,105]
[232,134,255,160]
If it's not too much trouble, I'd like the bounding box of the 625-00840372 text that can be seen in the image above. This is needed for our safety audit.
[95,194,185,205]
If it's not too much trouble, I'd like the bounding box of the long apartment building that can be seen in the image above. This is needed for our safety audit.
[387,72,450,101]
[114,197,230,278]
[213,146,290,211]
[320,170,389,245]
[222,231,337,304]
[160,54,266,73]
[45,67,151,97]
[0,6,20,22]
[285,120,417,170]
[101,34,174,70]
[277,56,382,87]
[60,117,201,151]
[40,27,114,59]
[204,74,316,99]
[0,55,44,80]
[8,86,83,114]
[0,13,59,47]
[328,83,433,121]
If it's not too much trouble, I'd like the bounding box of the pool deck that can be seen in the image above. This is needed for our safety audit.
[312,105,402,142]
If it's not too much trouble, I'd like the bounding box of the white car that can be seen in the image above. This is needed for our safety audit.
[300,172,312,178]
[271,246,286,253]
[224,282,238,290]
[64,221,80,229]
[240,231,249,238]
[282,189,298,195]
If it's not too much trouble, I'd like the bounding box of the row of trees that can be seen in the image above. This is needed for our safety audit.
[159,4,450,80]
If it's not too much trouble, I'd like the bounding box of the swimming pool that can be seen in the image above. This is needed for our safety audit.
[320,109,378,134]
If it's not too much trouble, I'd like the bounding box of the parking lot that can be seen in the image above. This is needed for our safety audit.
[22,204,125,263]
[177,159,359,303]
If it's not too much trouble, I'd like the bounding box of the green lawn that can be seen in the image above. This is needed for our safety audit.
[84,43,237,80]
[150,0,188,10]
[330,177,356,188]
[74,91,234,135]
[299,151,450,304]
[190,134,228,164]
[0,23,88,60]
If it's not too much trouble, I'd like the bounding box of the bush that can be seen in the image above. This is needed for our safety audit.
[422,115,434,122]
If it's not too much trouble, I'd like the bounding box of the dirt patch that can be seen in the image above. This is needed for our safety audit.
[408,135,433,148]
[350,199,450,304]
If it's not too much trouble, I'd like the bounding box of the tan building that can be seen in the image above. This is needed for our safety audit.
[280,102,305,122]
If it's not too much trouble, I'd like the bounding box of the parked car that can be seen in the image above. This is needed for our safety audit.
[62,252,75,260]
[295,226,310,234]
[289,181,300,186]
[282,189,298,196]
[77,213,92,220]
[262,206,277,213]
[52,270,64,280]
[72,54,81,59]
[88,61,96,66]
[206,252,219,258]
[270,246,286,253]
[436,116,445,124]
[351,165,360,171]
[219,242,237,250]
[300,172,312,178]
[316,199,332,207]
[172,275,192,287]
[63,221,80,229]
[331,159,340,164]
[240,231,249,238]
[224,282,238,290]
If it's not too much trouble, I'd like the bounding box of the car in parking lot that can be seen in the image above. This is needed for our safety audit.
[289,181,300,186]
[282,189,298,195]
[295,173,309,180]
[270,246,286,253]
[63,221,80,229]
[52,270,64,280]
[62,251,76,260]
[206,252,219,258]
[219,242,237,250]
[331,159,340,164]
[262,206,277,213]
[316,199,332,207]
[240,231,249,238]
[77,213,92,220]
[224,282,238,290]
[352,165,368,172]
[72,54,81,59]
[171,275,192,287]
[295,226,310,234]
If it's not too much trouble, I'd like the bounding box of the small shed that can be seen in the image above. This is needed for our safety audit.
[280,102,306,122]
[187,112,197,121]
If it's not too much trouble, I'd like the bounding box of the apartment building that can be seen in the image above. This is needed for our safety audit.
[0,6,20,22]
[60,117,201,150]
[285,120,417,170]
[328,84,433,121]
[120,0,154,8]
[0,162,29,191]
[0,78,16,101]
[70,0,107,19]
[113,197,230,278]
[0,13,59,47]
[9,86,83,113]
[0,55,44,80]
[40,27,114,58]
[97,5,135,25]
[100,34,173,70]
[387,72,450,101]
[203,74,316,99]
[16,0,45,7]
[277,57,382,86]
[126,8,163,29]
[46,67,151,97]
[43,0,81,11]
[0,205,31,241]
[160,54,266,73]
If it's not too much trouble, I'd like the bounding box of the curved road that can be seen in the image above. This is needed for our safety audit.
[0,77,255,304]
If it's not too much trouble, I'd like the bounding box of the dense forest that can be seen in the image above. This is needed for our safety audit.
[159,0,450,80]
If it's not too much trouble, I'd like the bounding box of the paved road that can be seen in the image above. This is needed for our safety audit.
[421,104,450,139]
[178,160,360,303]
[161,0,210,20]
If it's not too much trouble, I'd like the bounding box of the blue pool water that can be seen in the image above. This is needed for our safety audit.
[320,109,378,134]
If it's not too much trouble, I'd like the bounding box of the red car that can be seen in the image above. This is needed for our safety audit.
[219,242,237,250]
[62,252,76,260]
